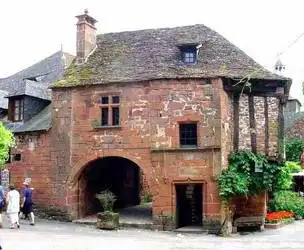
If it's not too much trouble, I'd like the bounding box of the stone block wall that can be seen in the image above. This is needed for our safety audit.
[48,78,230,228]
[238,95,279,157]
[7,132,54,210]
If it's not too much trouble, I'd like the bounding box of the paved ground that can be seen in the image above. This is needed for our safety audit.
[1,217,304,249]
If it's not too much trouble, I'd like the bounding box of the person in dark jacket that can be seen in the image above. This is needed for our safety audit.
[20,180,35,225]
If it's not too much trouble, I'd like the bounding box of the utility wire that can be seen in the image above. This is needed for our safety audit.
[276,30,304,58]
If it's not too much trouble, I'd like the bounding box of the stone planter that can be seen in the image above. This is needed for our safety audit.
[265,218,295,229]
[96,211,119,230]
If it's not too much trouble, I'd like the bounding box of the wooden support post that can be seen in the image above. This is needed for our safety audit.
[264,97,269,156]
[249,95,257,153]
[278,97,285,162]
[233,94,240,151]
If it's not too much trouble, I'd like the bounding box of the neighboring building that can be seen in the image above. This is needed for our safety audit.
[284,96,303,129]
[3,11,290,232]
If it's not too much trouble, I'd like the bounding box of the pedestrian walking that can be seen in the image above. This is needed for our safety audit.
[20,179,35,225]
[6,184,20,229]
[0,185,4,228]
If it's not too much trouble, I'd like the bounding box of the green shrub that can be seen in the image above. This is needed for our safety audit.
[274,161,301,191]
[269,191,304,217]
[285,138,304,162]
[285,161,302,173]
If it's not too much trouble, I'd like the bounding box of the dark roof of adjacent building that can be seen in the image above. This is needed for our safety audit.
[0,51,74,133]
[0,51,74,103]
[5,104,52,133]
[53,24,289,88]
[0,90,8,109]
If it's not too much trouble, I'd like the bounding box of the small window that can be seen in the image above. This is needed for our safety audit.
[184,51,195,63]
[179,123,198,148]
[13,154,21,161]
[178,45,198,64]
[112,107,120,126]
[101,107,109,126]
[98,94,120,127]
[101,96,109,104]
[112,96,120,104]
[11,98,24,122]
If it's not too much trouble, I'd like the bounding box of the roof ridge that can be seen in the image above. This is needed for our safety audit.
[97,23,208,37]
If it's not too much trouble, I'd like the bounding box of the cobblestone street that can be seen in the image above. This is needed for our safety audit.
[1,218,304,250]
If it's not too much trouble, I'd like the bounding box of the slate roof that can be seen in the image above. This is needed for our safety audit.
[0,51,74,133]
[0,51,74,102]
[5,104,52,133]
[0,90,8,109]
[53,24,289,88]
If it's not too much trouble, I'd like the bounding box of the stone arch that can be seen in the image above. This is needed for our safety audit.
[68,151,153,218]
[69,151,150,187]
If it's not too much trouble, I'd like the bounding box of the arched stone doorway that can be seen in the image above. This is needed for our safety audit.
[78,156,143,217]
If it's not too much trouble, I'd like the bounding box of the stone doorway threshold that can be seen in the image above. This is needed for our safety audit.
[174,225,206,234]
[73,203,153,230]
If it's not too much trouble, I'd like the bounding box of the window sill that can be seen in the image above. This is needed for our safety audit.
[151,146,221,153]
[92,125,121,129]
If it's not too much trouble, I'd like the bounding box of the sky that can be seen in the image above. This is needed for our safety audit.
[1,0,304,102]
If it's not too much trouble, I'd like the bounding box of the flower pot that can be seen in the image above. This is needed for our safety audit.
[96,211,119,230]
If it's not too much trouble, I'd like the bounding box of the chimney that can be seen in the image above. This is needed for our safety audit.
[75,9,97,64]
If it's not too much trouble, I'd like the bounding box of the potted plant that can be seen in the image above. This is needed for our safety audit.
[96,190,119,230]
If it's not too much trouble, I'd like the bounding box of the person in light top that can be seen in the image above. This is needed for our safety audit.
[6,184,20,229]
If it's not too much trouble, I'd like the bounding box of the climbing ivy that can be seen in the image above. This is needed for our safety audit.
[218,150,281,201]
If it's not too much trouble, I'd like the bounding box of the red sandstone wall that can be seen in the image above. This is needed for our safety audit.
[7,132,52,206]
[49,78,229,222]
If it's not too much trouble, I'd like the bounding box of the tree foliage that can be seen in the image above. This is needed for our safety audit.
[285,138,304,162]
[0,122,15,167]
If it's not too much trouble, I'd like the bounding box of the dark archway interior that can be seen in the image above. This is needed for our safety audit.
[79,157,141,216]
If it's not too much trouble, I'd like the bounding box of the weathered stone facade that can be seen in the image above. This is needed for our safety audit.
[6,76,285,231]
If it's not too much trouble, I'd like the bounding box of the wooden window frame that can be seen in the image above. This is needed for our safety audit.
[179,123,198,148]
[10,98,24,122]
[98,94,120,127]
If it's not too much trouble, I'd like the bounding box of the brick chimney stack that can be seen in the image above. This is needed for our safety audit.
[75,9,97,64]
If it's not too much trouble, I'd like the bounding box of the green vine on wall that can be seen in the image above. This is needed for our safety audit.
[218,150,282,201]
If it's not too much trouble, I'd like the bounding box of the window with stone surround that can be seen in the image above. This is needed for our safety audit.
[99,95,120,126]
[179,123,198,148]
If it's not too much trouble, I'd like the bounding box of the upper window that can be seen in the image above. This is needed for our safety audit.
[178,44,198,64]
[11,98,24,122]
[183,51,196,63]
[179,123,198,148]
[99,95,120,126]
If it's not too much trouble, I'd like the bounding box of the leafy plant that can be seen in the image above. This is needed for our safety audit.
[141,191,152,203]
[285,138,304,162]
[218,150,281,200]
[96,190,116,212]
[285,161,302,173]
[269,191,304,217]
[274,161,301,191]
[0,123,15,167]
[218,168,249,200]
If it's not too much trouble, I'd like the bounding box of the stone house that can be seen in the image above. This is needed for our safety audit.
[1,11,290,232]
[284,96,303,129]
